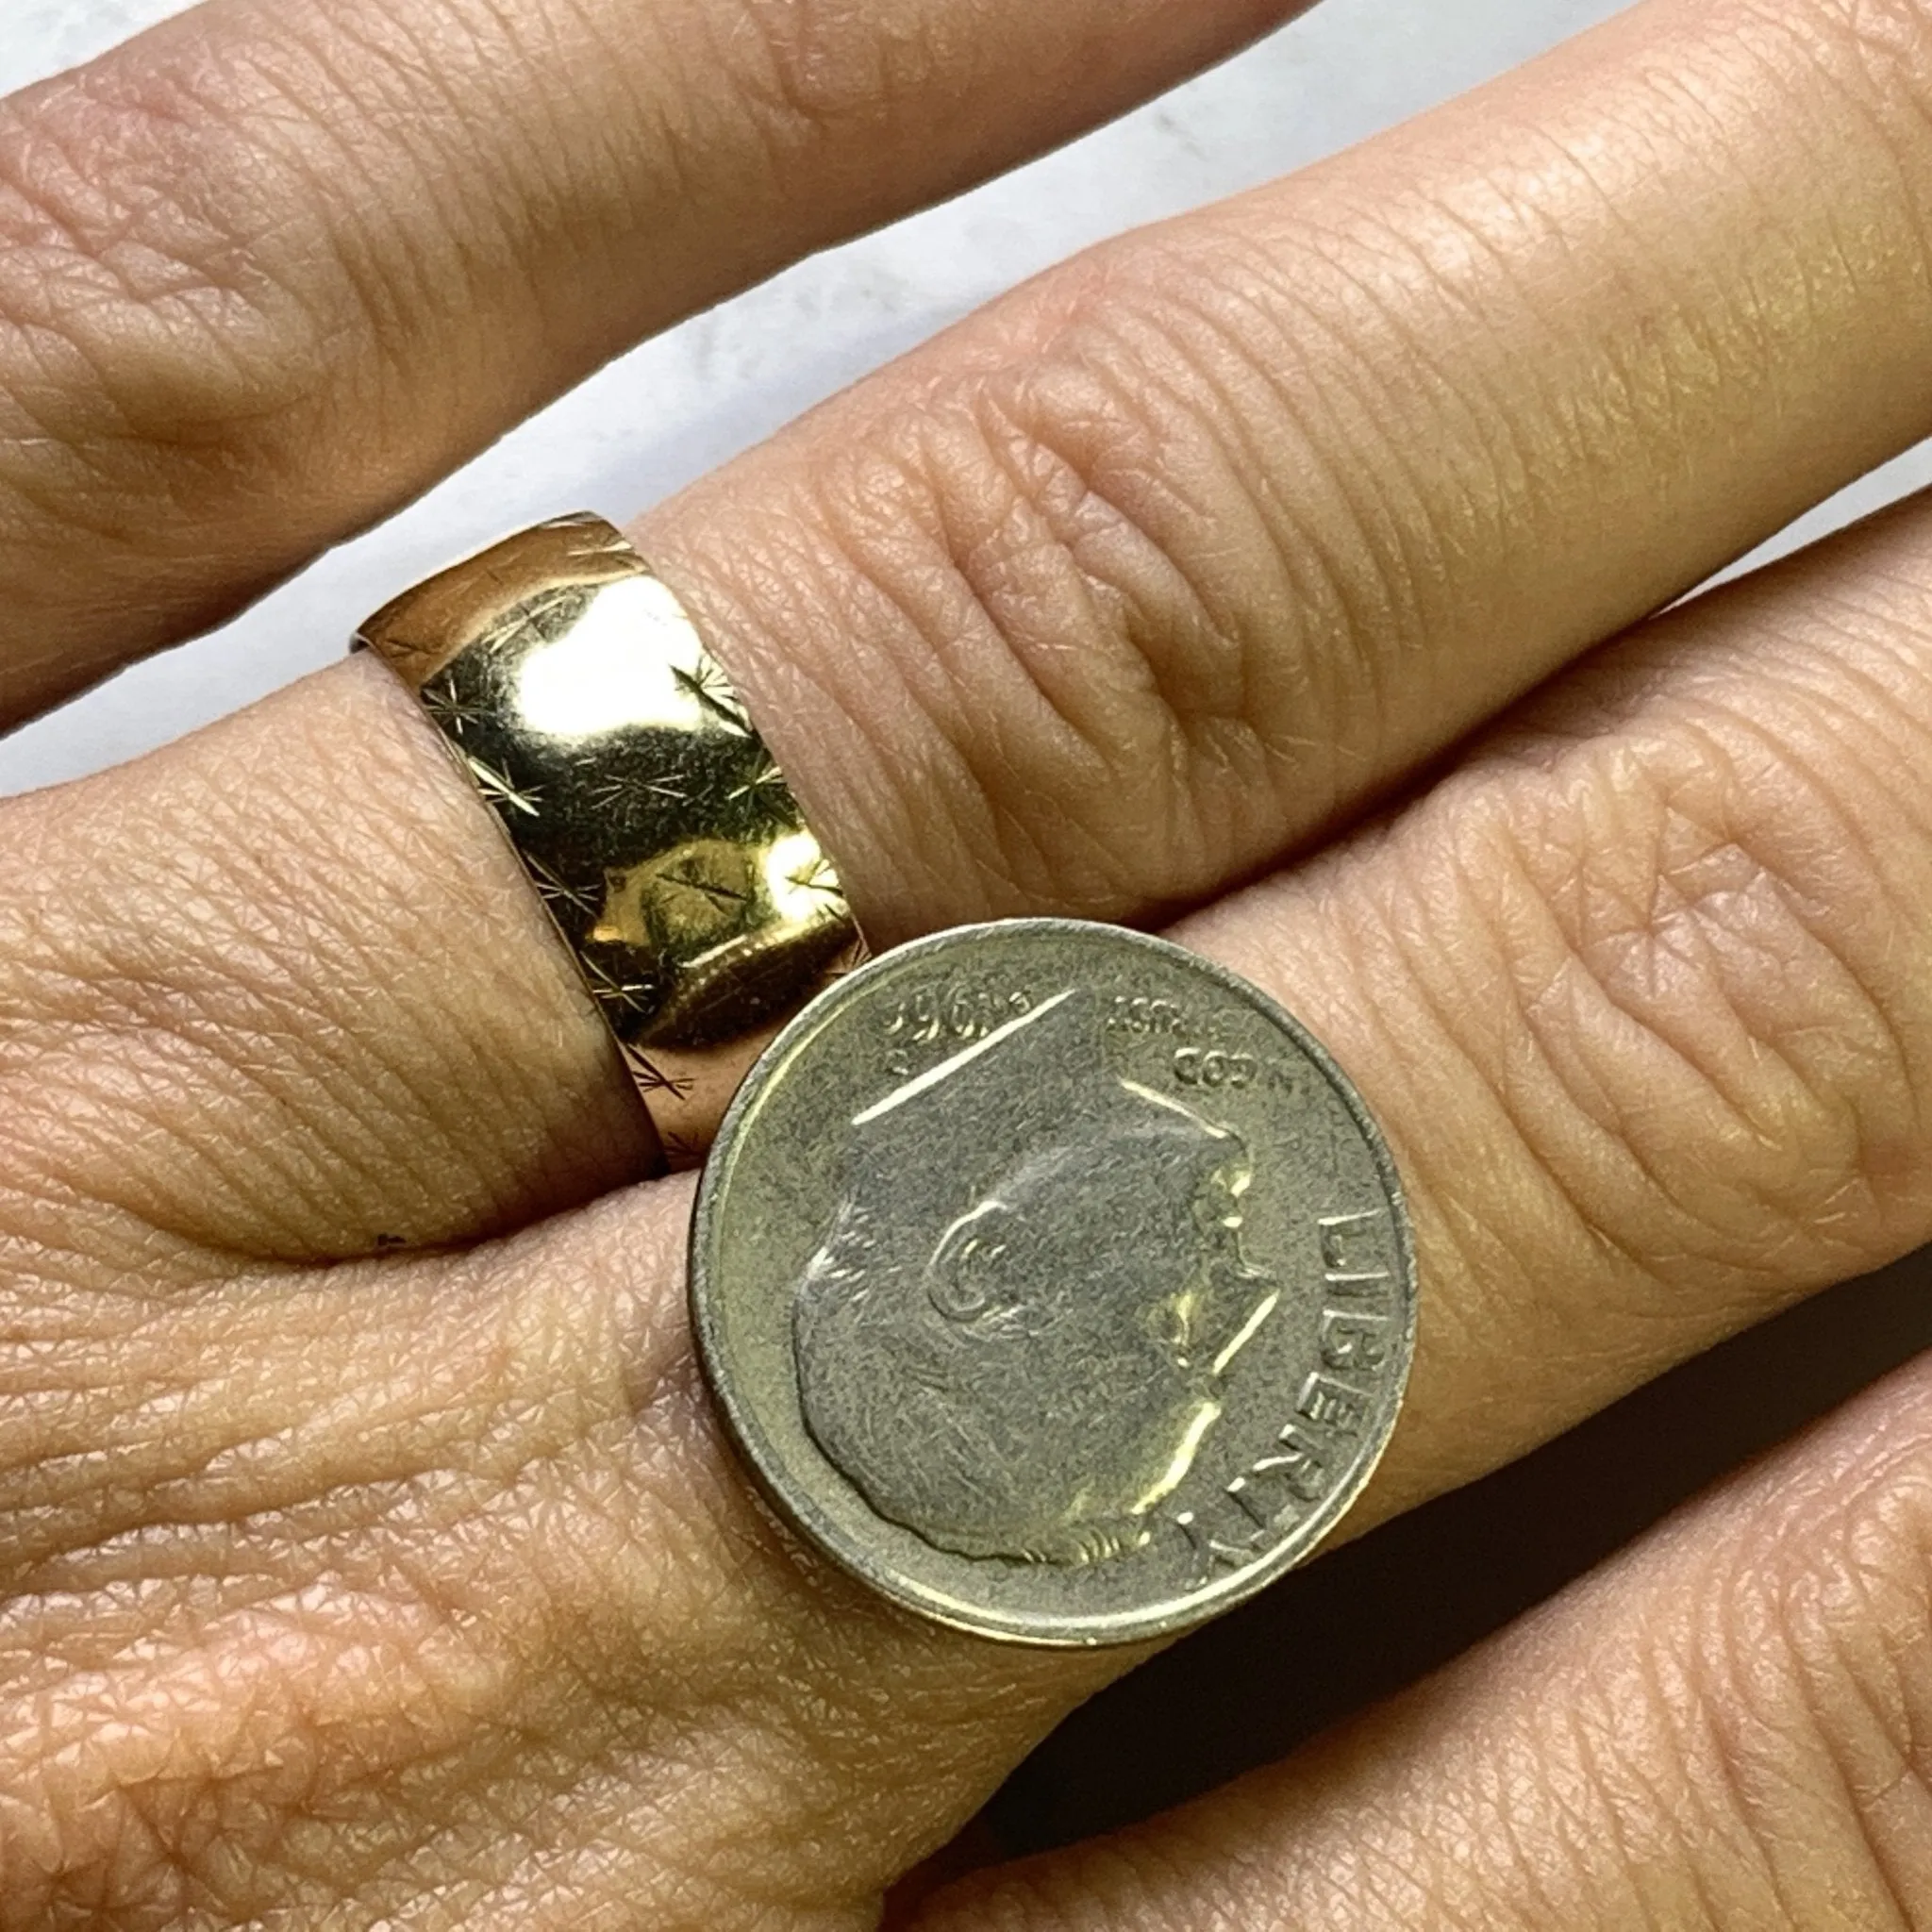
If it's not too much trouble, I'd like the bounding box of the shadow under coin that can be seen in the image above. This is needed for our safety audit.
[983,1241,1932,1855]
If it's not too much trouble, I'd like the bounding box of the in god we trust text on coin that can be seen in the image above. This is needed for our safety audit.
[689,920,1416,1647]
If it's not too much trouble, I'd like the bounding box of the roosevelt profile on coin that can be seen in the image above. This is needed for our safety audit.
[791,988,1277,1566]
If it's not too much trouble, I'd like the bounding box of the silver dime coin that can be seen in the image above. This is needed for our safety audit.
[689,920,1415,1647]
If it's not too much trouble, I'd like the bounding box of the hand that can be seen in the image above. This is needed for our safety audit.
[6,0,1932,1924]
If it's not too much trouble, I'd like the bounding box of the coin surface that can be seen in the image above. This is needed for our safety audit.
[690,920,1415,1647]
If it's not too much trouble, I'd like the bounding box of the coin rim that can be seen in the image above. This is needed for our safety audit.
[688,918,1416,1649]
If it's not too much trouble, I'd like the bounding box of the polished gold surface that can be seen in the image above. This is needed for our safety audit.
[357,514,862,1167]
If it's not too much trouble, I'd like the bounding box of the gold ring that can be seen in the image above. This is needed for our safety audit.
[355,513,863,1170]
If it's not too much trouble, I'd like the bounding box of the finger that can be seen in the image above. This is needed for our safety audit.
[909,1348,1932,1932]
[0,657,650,1271]
[1179,483,1932,1529]
[625,0,1932,941]
[0,1184,1101,1930]
[14,353,1932,1292]
[24,491,1932,1924]
[0,0,1304,724]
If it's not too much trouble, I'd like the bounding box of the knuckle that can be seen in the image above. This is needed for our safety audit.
[0,25,416,598]
[708,375,1193,919]
[1690,1389,1932,1926]
[1431,670,1931,1286]
[997,224,1511,880]
[726,0,950,154]
[1034,228,1440,737]
[722,232,1406,922]
[826,367,1233,910]
[0,58,323,443]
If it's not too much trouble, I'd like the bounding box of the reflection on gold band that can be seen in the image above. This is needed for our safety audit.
[355,514,862,1169]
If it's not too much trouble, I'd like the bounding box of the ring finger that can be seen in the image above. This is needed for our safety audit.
[15,0,1932,1273]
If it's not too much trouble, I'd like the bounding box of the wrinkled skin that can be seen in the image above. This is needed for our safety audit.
[10,0,1932,1925]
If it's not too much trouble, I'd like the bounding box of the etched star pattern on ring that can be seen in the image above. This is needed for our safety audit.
[619,1042,695,1104]
[525,854,600,921]
[464,753,544,820]
[786,852,843,900]
[582,953,660,1019]
[673,657,752,737]
[419,671,491,740]
[727,752,787,806]
[584,770,692,816]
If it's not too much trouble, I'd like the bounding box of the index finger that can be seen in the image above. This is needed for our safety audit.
[0,0,1306,724]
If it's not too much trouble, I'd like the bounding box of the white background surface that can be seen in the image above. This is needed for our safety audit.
[5,0,1930,793]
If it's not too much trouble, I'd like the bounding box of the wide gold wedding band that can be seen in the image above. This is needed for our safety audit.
[355,513,862,1169]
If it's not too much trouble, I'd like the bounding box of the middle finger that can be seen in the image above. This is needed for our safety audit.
[652,0,1932,937]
